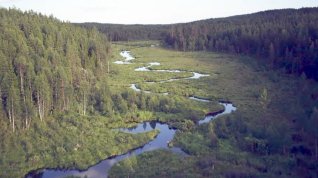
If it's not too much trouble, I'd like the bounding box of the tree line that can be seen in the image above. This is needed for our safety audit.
[78,23,170,41]
[85,8,318,80]
[163,8,318,80]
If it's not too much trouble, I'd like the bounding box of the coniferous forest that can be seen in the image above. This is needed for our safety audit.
[90,8,318,80]
[79,23,170,41]
[163,8,318,80]
[0,6,318,178]
[0,8,112,132]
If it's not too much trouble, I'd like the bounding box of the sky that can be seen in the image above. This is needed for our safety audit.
[0,0,317,24]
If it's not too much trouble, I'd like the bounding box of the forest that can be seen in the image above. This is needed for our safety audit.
[0,8,113,132]
[0,8,211,177]
[0,7,317,178]
[79,23,169,41]
[163,8,318,80]
[91,8,318,80]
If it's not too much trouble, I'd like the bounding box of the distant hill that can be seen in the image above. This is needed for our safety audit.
[163,8,318,80]
[81,7,318,80]
[78,23,170,41]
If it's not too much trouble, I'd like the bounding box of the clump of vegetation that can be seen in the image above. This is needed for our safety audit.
[109,150,199,178]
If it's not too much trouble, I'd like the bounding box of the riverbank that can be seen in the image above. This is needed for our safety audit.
[27,45,237,177]
[13,40,318,177]
[108,41,318,177]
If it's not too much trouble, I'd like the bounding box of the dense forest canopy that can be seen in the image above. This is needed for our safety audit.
[164,8,318,80]
[78,23,170,41]
[85,8,318,80]
[0,8,112,132]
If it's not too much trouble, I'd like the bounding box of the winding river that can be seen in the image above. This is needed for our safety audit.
[26,50,236,178]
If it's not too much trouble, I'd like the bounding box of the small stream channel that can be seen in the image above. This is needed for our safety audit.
[26,51,237,178]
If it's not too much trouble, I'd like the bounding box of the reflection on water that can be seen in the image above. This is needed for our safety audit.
[26,51,236,178]
[26,102,236,178]
[130,84,141,92]
[26,122,185,178]
[188,72,210,79]
[130,84,151,93]
[120,51,135,61]
[199,102,237,124]
[135,62,160,71]
[135,66,149,71]
[189,96,210,103]
[113,61,131,64]
[113,51,135,64]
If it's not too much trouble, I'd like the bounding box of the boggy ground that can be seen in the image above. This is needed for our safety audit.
[0,112,159,178]
[2,40,316,178]
[1,40,223,178]
[109,41,318,178]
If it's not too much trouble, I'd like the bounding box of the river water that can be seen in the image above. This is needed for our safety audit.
[26,50,236,178]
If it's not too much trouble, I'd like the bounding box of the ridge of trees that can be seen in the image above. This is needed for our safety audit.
[78,23,170,41]
[164,7,318,80]
[82,8,318,80]
[0,8,112,132]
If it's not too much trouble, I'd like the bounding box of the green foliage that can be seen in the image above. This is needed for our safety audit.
[109,150,199,178]
[1,8,318,176]
[85,8,318,80]
[0,114,159,177]
[109,41,318,177]
[162,8,318,80]
[79,23,170,41]
[0,8,111,130]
